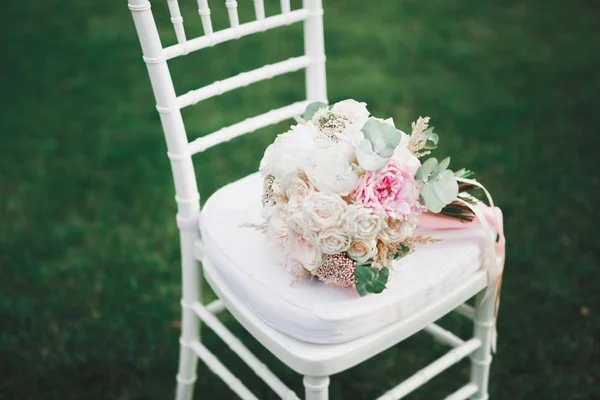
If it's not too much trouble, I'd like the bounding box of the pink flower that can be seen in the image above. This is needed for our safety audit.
[351,154,421,220]
[284,214,323,272]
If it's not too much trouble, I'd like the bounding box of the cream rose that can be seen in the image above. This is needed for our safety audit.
[302,192,348,231]
[331,99,370,126]
[344,204,384,240]
[284,214,323,272]
[283,175,313,214]
[347,239,378,264]
[378,219,415,244]
[318,227,351,254]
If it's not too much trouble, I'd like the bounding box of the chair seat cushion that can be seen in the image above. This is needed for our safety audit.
[200,173,490,344]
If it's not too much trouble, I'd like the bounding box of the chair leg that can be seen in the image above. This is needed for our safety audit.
[304,376,330,400]
[175,307,199,400]
[175,233,202,400]
[470,291,495,400]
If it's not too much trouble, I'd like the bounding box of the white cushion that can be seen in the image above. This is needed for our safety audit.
[200,173,489,344]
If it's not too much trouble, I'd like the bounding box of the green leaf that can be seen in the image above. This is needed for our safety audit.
[454,168,474,179]
[366,280,386,294]
[415,157,438,182]
[302,101,328,120]
[356,139,389,171]
[420,169,459,213]
[429,157,450,180]
[362,119,404,152]
[355,265,390,296]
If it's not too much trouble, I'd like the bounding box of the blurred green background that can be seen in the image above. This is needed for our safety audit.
[1,0,599,398]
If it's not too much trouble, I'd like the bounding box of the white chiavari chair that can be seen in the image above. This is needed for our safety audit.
[127,1,500,399]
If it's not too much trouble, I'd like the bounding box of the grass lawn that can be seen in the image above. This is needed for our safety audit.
[1,0,599,398]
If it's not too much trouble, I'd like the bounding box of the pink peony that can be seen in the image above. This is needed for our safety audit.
[351,156,421,220]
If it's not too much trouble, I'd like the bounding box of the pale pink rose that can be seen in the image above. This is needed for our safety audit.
[351,158,420,220]
[267,205,288,240]
[284,214,323,272]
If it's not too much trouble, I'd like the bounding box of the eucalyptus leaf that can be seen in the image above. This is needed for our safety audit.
[362,119,403,151]
[415,157,438,182]
[356,139,390,171]
[433,169,459,203]
[355,265,390,297]
[420,169,459,213]
[420,184,445,213]
[302,101,328,120]
[430,157,450,180]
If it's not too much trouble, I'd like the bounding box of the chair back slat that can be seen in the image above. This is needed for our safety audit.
[178,56,311,109]
[188,101,310,154]
[166,0,186,43]
[253,0,266,21]
[280,0,291,14]
[163,9,309,60]
[197,0,214,35]
[225,0,240,28]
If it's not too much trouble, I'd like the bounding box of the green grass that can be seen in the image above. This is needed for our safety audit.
[1,0,599,398]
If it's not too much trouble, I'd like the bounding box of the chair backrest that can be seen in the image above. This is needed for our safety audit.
[127,0,327,222]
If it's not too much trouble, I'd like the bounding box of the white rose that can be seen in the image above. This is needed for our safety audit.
[344,204,384,240]
[347,239,378,264]
[302,192,348,231]
[259,123,318,181]
[285,213,323,272]
[331,99,370,126]
[317,227,351,254]
[282,174,313,213]
[305,140,358,195]
[378,219,415,244]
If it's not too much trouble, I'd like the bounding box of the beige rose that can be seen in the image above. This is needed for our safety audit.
[378,219,415,244]
[347,239,378,264]
[302,192,348,231]
[344,204,384,240]
[318,227,351,255]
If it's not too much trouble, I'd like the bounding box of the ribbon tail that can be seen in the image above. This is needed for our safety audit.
[455,177,505,354]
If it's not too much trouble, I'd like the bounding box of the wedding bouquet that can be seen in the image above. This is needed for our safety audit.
[258,99,483,296]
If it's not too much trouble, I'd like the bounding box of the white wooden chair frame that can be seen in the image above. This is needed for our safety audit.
[127,1,496,399]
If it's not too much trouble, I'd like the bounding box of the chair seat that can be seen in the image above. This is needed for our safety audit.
[200,173,494,347]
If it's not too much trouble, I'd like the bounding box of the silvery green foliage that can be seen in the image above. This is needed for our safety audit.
[356,119,407,171]
[416,157,459,213]
[421,127,439,150]
[302,101,328,120]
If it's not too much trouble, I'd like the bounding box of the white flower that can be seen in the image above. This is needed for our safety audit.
[302,191,348,231]
[282,174,313,213]
[285,213,323,272]
[347,239,378,264]
[339,123,365,146]
[317,227,351,254]
[266,206,289,251]
[378,219,415,244]
[259,123,318,182]
[305,140,358,195]
[344,204,385,240]
[331,99,370,126]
